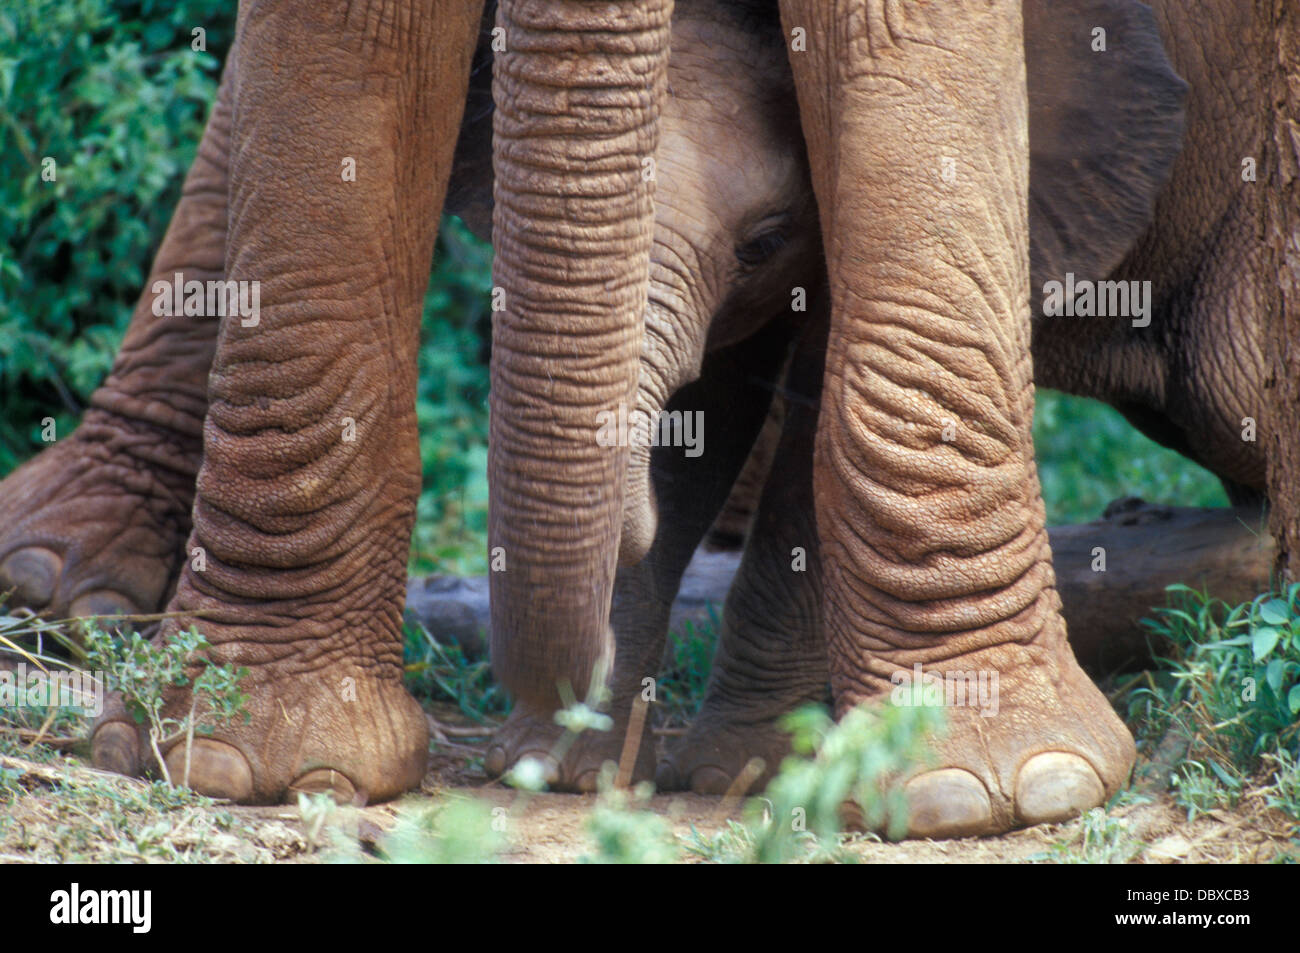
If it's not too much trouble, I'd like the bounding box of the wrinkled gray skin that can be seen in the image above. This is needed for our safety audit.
[467,0,1279,802]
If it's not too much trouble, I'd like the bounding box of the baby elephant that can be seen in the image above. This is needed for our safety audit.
[483,0,1285,841]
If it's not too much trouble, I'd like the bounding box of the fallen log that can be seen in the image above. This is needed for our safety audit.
[1049,500,1275,673]
[404,501,1276,675]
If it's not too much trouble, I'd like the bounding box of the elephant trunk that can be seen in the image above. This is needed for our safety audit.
[488,0,673,707]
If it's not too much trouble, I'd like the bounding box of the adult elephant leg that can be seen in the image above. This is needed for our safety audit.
[486,319,794,790]
[782,0,1133,837]
[0,46,237,620]
[658,311,829,794]
[93,0,482,803]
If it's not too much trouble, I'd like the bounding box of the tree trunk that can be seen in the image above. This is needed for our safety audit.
[1262,0,1300,581]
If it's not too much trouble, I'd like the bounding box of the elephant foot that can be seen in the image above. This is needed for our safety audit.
[484,698,656,793]
[0,409,197,620]
[91,620,429,804]
[863,640,1135,839]
[655,713,792,795]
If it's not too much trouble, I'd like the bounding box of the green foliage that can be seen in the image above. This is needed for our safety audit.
[0,0,234,470]
[1033,807,1145,864]
[313,792,504,864]
[1032,389,1228,525]
[0,761,23,804]
[658,608,720,725]
[581,769,681,864]
[680,819,759,863]
[1265,750,1300,824]
[83,622,249,788]
[747,703,944,862]
[581,703,942,864]
[411,217,493,576]
[402,622,507,722]
[1130,584,1300,817]
[8,772,233,862]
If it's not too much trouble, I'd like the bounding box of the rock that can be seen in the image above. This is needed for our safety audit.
[404,575,490,659]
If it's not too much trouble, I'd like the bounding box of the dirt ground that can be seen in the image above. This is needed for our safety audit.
[2,699,1295,864]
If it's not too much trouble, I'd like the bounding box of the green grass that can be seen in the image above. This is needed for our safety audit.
[1033,807,1146,864]
[402,621,507,723]
[657,608,720,726]
[1126,583,1300,819]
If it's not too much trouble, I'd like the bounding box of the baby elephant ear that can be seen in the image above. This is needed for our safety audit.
[1026,0,1187,303]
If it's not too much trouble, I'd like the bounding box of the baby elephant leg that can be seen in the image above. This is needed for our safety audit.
[658,317,829,795]
[485,323,794,790]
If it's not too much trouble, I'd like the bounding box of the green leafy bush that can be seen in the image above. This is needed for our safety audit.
[658,607,721,726]
[1131,584,1300,816]
[411,217,492,576]
[0,1,234,470]
[1033,389,1228,525]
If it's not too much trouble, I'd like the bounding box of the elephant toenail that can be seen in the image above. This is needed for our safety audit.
[289,768,360,805]
[92,721,141,778]
[1015,752,1104,825]
[164,739,254,801]
[573,768,601,793]
[0,547,62,608]
[484,745,508,778]
[904,768,994,839]
[69,590,137,620]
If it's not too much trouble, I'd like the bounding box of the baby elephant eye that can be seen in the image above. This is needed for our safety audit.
[735,228,789,268]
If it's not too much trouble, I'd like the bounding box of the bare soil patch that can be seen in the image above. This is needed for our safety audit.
[2,699,1294,864]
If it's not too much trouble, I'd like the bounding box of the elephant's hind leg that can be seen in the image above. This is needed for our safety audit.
[0,53,237,621]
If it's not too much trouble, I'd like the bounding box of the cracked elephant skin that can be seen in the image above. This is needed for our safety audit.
[477,0,1294,838]
[647,0,1292,829]
[486,0,1296,842]
[0,0,1284,839]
